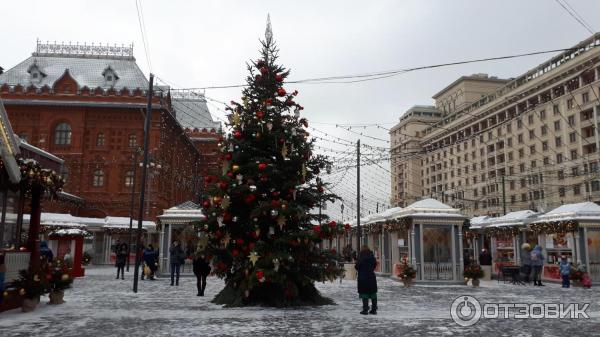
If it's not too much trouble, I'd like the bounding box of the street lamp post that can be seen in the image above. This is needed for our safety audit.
[126,148,141,272]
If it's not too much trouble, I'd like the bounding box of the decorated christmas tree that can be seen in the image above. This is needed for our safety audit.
[198,17,346,307]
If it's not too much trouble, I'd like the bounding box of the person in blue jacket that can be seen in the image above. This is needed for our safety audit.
[40,241,54,263]
[355,245,378,315]
[559,255,571,288]
[530,245,545,286]
[143,244,157,280]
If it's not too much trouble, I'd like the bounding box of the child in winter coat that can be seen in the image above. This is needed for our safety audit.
[559,255,571,288]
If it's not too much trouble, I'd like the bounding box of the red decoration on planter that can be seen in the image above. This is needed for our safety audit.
[234,130,243,139]
[250,231,258,239]
[248,242,255,250]
[260,67,268,75]
[258,163,268,171]
[331,248,337,255]
[278,138,285,144]
[275,74,283,82]
[277,88,286,96]
[256,111,265,119]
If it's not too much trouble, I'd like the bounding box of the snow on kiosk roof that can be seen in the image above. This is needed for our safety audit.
[394,198,466,219]
[534,202,600,223]
[158,201,206,225]
[486,210,539,228]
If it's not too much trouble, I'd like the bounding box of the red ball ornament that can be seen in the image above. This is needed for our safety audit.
[204,176,213,184]
[234,131,243,139]
[318,186,325,193]
[256,111,265,119]
[237,238,245,246]
[313,225,321,232]
[225,153,233,160]
[202,200,211,208]
[260,67,268,75]
[260,174,268,182]
[329,220,337,226]
[245,194,256,204]
[272,191,280,197]
[223,212,232,222]
[248,242,255,250]
[277,88,286,97]
[278,138,285,145]
[232,249,239,257]
[275,74,284,82]
[265,98,273,105]
[219,181,228,190]
[255,75,262,82]
[344,223,351,230]
[258,163,268,171]
[250,231,258,239]
[271,200,280,208]
[256,270,264,280]
[227,171,234,178]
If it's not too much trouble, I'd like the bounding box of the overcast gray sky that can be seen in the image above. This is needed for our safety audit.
[2,0,600,220]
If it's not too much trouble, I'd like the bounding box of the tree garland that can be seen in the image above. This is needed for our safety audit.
[0,157,64,194]
[530,220,578,234]
[383,218,411,232]
[484,226,521,237]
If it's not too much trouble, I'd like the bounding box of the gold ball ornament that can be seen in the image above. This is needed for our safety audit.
[232,165,240,172]
[19,288,26,296]
[3,291,8,297]
[62,274,70,281]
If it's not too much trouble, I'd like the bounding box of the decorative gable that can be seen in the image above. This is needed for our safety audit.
[52,69,79,94]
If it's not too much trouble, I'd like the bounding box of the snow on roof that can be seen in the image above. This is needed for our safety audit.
[171,94,221,131]
[49,228,91,237]
[20,212,156,231]
[393,198,465,219]
[406,198,454,210]
[0,54,148,90]
[536,202,600,222]
[486,210,538,228]
[158,201,206,224]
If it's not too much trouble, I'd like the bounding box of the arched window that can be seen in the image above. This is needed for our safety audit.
[96,133,105,146]
[92,169,104,187]
[128,134,137,148]
[125,170,134,187]
[54,123,72,145]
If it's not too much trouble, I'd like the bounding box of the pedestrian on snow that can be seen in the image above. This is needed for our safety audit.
[40,241,54,263]
[355,245,377,315]
[115,240,128,280]
[169,240,185,286]
[193,252,211,296]
[351,250,358,262]
[479,248,492,266]
[463,250,471,267]
[143,244,157,280]
[530,245,545,286]
[520,243,532,283]
[559,255,571,288]
[63,248,73,268]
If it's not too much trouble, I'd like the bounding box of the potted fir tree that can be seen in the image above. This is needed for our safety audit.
[397,260,417,287]
[464,264,484,287]
[46,260,73,305]
[12,268,48,312]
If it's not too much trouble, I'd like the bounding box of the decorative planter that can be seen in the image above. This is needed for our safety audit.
[472,278,480,287]
[22,296,40,312]
[402,279,413,288]
[49,290,65,305]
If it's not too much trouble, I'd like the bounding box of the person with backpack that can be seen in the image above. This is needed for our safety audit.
[530,245,545,286]
[169,240,185,286]
[559,255,571,288]
[193,252,211,296]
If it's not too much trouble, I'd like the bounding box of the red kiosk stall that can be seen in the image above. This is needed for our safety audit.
[47,228,90,278]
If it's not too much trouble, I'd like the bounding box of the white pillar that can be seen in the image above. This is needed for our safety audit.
[574,231,581,265]
[457,224,464,280]
[584,227,590,274]
[514,235,520,265]
[410,224,417,267]
[452,225,457,281]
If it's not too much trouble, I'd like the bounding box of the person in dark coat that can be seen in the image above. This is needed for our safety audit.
[479,248,492,266]
[193,252,211,296]
[355,245,378,315]
[520,243,532,283]
[40,241,54,263]
[143,244,157,280]
[115,240,128,280]
[169,240,185,286]
[530,245,545,286]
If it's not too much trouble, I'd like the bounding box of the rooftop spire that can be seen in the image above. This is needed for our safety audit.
[265,14,273,44]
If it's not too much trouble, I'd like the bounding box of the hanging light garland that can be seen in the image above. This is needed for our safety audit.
[530,220,578,234]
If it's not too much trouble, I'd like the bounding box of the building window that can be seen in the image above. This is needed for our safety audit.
[553,104,560,115]
[583,92,589,104]
[125,170,135,187]
[574,184,581,195]
[96,133,105,146]
[539,110,546,120]
[542,141,548,151]
[559,187,566,197]
[554,120,561,131]
[555,137,562,147]
[517,119,523,129]
[529,145,536,154]
[572,167,579,176]
[507,124,512,133]
[567,99,574,110]
[519,148,524,158]
[520,163,525,172]
[541,125,548,135]
[569,132,577,143]
[568,115,575,126]
[543,157,549,165]
[518,134,524,144]
[128,134,137,148]
[92,169,105,187]
[54,122,72,145]
[592,180,600,192]
[571,150,578,160]
[529,130,535,140]
[558,170,564,180]
[557,153,563,163]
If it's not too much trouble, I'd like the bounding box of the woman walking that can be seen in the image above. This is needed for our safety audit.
[169,240,184,286]
[193,252,211,296]
[521,243,532,283]
[355,245,378,315]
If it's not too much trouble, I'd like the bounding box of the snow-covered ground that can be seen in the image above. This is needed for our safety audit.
[1,267,598,336]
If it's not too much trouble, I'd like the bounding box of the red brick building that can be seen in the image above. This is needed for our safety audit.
[0,42,221,220]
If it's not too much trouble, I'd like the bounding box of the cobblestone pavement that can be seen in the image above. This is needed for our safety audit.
[0,267,598,336]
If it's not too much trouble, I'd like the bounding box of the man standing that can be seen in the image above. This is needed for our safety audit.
[169,240,184,286]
